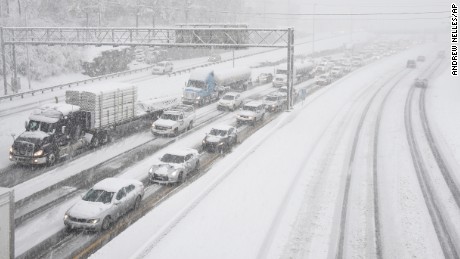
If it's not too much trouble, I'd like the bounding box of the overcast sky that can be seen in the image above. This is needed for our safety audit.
[243,0,452,36]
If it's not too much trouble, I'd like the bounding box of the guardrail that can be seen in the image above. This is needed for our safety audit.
[0,49,272,103]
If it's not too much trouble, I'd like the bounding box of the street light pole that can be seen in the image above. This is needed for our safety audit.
[312,3,316,56]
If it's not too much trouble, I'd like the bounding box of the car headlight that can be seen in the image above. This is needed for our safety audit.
[33,150,44,157]
[196,96,201,100]
[171,170,178,177]
[64,214,69,220]
[218,142,224,146]
[152,124,156,129]
[89,219,99,224]
[202,139,207,145]
[149,168,153,174]
[9,146,13,153]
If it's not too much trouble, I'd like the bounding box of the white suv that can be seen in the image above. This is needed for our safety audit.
[152,61,173,74]
[217,92,243,111]
[236,100,266,126]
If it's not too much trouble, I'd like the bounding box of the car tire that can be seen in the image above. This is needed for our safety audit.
[174,128,179,137]
[133,196,141,211]
[232,104,236,111]
[101,216,111,231]
[100,132,109,144]
[91,135,100,148]
[64,224,72,233]
[188,121,193,131]
[47,153,57,166]
[177,172,184,183]
[195,160,200,171]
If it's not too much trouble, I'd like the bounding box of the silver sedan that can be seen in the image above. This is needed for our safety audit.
[64,178,144,232]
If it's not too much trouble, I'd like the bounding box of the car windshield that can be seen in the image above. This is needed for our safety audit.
[222,95,235,100]
[187,80,206,89]
[161,114,179,121]
[266,96,278,101]
[161,154,186,163]
[28,120,56,133]
[210,129,227,136]
[82,189,114,204]
[243,105,257,112]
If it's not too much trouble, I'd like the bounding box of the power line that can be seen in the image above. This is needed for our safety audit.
[223,10,449,16]
[247,15,450,22]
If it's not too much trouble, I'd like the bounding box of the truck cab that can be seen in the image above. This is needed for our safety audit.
[236,100,266,126]
[272,64,291,88]
[264,92,287,112]
[9,103,86,166]
[151,105,196,136]
[182,68,220,106]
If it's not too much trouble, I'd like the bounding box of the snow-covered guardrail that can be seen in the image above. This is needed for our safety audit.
[0,49,273,102]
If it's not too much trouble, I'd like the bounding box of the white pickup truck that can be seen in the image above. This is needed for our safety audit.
[151,105,196,136]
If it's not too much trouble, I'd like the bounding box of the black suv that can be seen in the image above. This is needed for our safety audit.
[202,125,238,153]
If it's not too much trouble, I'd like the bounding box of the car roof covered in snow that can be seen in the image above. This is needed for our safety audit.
[244,100,265,107]
[211,125,235,131]
[164,148,199,157]
[223,92,240,97]
[266,92,286,97]
[92,178,142,193]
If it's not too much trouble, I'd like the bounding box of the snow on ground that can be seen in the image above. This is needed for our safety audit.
[13,81,275,255]
[0,32,368,169]
[91,44,449,259]
[426,68,460,187]
[8,31,373,256]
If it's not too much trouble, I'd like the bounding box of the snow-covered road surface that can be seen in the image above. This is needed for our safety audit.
[89,43,459,259]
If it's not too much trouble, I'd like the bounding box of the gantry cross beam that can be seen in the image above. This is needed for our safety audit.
[1,27,289,48]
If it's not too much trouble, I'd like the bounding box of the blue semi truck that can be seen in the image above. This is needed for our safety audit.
[182,67,252,106]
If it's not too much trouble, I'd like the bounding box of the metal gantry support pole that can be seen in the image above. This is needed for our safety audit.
[1,27,7,95]
[286,27,294,110]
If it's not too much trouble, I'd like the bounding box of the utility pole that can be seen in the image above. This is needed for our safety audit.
[350,6,353,56]
[312,3,316,56]
[98,2,101,26]
[1,28,7,95]
[24,1,31,89]
[185,0,191,24]
[136,0,140,28]
[286,27,294,110]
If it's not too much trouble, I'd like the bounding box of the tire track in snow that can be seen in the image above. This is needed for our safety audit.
[335,68,410,259]
[404,59,460,259]
[275,66,402,259]
[127,70,348,259]
[419,77,460,210]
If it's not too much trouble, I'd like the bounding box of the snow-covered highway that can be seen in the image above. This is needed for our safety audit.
[81,44,460,259]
